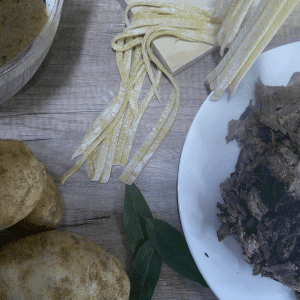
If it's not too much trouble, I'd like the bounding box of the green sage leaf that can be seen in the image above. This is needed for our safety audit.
[144,217,208,287]
[129,239,162,300]
[123,183,153,254]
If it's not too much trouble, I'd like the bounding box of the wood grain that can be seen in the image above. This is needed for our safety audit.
[0,1,300,299]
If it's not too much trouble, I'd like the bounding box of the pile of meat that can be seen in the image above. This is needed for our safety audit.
[217,72,300,296]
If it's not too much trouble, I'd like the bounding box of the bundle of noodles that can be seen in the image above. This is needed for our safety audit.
[61,0,299,185]
[208,0,300,99]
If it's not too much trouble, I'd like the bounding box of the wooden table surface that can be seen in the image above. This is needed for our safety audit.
[1,1,300,299]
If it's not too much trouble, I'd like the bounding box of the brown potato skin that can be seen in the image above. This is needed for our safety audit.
[23,172,63,228]
[0,140,47,231]
[0,231,130,300]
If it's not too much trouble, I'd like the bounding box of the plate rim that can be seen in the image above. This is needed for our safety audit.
[177,41,300,300]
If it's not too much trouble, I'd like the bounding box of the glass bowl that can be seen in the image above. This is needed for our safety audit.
[0,0,64,104]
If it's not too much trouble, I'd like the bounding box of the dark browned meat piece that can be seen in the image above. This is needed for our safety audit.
[217,73,300,294]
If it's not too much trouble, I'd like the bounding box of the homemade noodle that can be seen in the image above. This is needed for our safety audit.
[61,0,299,184]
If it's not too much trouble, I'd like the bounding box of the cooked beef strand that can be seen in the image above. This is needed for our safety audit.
[217,73,300,293]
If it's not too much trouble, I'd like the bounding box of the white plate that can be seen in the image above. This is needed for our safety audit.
[178,41,300,300]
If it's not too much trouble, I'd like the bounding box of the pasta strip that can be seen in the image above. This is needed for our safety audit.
[207,0,270,84]
[114,106,134,166]
[228,0,300,94]
[84,38,132,179]
[91,43,134,181]
[128,63,146,115]
[212,0,231,19]
[130,45,142,76]
[60,83,128,184]
[133,10,213,24]
[119,29,180,183]
[218,0,254,55]
[85,148,99,180]
[208,0,287,100]
[120,69,163,166]
[91,130,112,181]
[90,42,134,179]
[128,16,219,30]
[73,36,134,160]
[124,38,133,76]
[112,36,144,52]
[113,46,143,165]
[116,38,128,86]
[216,0,240,46]
[125,1,213,27]
[71,84,125,159]
[114,66,146,165]
[99,115,124,183]
[119,89,180,185]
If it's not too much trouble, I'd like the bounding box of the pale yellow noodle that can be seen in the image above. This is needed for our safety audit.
[207,0,269,84]
[71,80,126,159]
[85,148,99,180]
[124,38,133,76]
[114,67,146,165]
[92,41,134,179]
[216,0,240,46]
[72,38,133,160]
[228,0,300,94]
[116,38,127,86]
[208,0,287,100]
[114,46,143,165]
[91,131,112,182]
[100,115,124,183]
[112,36,144,51]
[119,25,180,183]
[60,83,128,184]
[212,0,232,19]
[130,45,142,76]
[120,69,163,166]
[125,1,213,27]
[219,0,254,55]
[119,89,180,184]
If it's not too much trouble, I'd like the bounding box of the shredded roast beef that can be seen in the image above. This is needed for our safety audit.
[217,72,300,295]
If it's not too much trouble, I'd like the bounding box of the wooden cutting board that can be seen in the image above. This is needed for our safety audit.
[117,0,219,75]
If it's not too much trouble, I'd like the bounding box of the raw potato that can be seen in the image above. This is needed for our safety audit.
[22,172,63,228]
[0,230,130,300]
[0,140,47,231]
